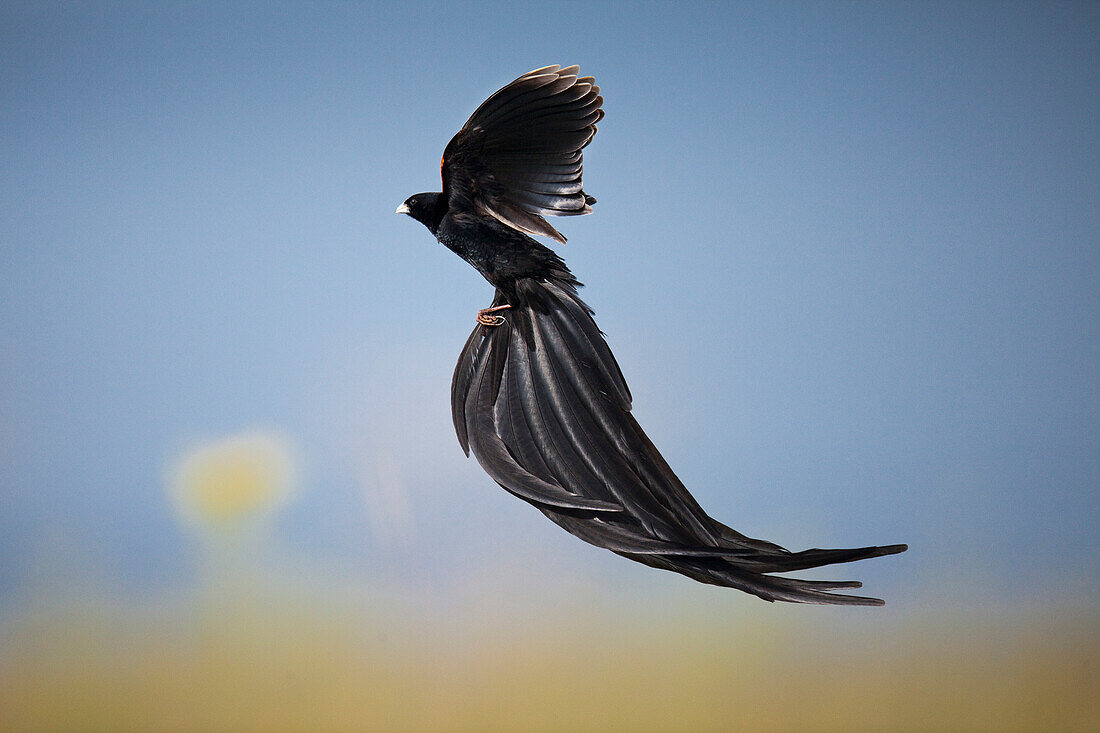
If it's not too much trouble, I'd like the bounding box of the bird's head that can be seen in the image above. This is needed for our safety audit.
[396,192,444,234]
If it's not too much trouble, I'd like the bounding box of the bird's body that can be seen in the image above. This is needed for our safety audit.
[399,65,906,605]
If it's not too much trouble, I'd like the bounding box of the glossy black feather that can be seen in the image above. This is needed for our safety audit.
[440,64,602,243]
[399,65,907,605]
[451,277,906,605]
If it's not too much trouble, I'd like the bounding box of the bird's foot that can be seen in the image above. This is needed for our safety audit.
[477,304,512,327]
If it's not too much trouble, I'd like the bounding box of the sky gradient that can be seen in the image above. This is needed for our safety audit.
[1,2,1098,727]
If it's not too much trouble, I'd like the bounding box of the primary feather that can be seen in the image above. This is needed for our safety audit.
[441,64,602,243]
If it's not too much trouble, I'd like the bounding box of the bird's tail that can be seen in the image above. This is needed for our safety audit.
[622,540,908,606]
[463,274,908,606]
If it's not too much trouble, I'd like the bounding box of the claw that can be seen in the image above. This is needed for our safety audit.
[477,304,512,327]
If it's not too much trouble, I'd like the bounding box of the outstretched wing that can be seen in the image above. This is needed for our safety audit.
[451,278,907,605]
[441,65,603,244]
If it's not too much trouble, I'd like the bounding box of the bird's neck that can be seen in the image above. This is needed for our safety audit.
[424,194,448,236]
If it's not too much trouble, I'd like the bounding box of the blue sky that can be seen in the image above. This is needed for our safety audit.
[1,0,1097,619]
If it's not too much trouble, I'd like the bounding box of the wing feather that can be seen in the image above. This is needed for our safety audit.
[441,65,604,243]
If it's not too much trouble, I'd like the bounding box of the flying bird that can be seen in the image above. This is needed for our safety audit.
[397,65,906,605]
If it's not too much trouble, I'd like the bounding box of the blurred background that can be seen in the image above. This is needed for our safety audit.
[2,1,1097,730]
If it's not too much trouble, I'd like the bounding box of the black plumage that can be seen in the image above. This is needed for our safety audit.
[398,65,906,605]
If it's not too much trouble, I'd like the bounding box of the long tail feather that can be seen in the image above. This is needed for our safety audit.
[452,275,907,605]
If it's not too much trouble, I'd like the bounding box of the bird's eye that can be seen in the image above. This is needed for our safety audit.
[408,197,417,207]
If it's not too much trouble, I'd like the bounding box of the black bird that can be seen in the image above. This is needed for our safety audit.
[397,65,906,605]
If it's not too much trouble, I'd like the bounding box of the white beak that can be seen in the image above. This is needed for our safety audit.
[395,203,411,215]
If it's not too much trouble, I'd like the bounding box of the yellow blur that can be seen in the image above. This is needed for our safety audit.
[171,432,293,527]
[1,597,1096,732]
[1,431,1096,731]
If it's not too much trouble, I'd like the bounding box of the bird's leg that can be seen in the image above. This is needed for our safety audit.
[477,304,512,327]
